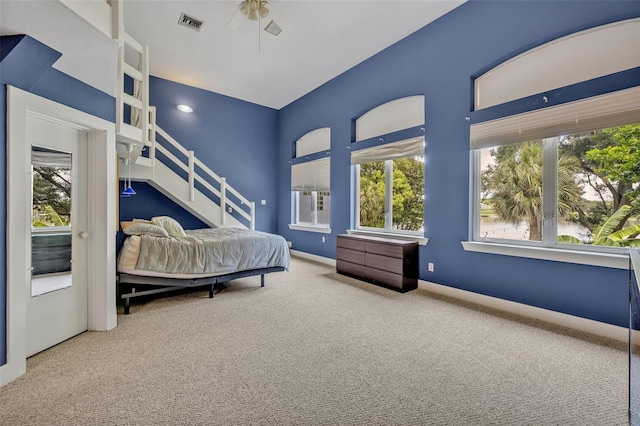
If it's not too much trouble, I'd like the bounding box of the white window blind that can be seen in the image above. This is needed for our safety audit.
[356,96,425,142]
[32,150,71,168]
[291,158,330,191]
[351,136,424,165]
[474,18,640,110]
[296,127,330,158]
[470,86,640,149]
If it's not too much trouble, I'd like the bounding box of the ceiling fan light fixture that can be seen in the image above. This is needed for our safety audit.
[239,0,249,16]
[259,2,269,18]
[248,9,258,20]
[264,19,282,36]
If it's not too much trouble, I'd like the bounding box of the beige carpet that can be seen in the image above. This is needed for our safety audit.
[0,258,628,425]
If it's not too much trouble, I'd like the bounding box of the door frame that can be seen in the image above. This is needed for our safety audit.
[1,86,117,386]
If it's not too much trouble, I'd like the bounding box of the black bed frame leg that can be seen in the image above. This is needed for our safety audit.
[261,274,265,288]
[124,297,130,315]
[209,284,215,298]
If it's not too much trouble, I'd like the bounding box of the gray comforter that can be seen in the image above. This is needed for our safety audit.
[135,227,290,275]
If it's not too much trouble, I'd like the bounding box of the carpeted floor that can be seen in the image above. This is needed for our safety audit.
[0,258,629,425]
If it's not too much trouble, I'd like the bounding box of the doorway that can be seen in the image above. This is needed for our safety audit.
[26,116,89,357]
[2,86,117,387]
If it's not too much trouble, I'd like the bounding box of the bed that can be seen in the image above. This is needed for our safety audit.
[117,217,290,314]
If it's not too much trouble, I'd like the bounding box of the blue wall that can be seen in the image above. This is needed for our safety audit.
[277,0,640,327]
[0,35,115,366]
[124,77,280,233]
[2,0,638,369]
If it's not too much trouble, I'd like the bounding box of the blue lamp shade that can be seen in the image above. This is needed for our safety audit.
[121,185,136,196]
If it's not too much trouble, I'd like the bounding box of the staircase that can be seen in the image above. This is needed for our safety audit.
[111,1,254,230]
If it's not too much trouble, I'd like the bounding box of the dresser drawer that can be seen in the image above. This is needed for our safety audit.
[336,234,418,293]
[337,236,365,251]
[337,260,366,277]
[365,253,403,274]
[365,241,405,258]
[337,247,365,265]
[365,267,405,290]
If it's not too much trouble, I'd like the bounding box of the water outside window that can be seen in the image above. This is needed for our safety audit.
[479,124,640,247]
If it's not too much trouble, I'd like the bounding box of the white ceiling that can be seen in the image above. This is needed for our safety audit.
[1,0,465,110]
[0,0,119,95]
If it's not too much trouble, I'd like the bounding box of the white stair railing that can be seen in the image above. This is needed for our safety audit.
[112,0,149,146]
[111,1,255,230]
[153,125,256,229]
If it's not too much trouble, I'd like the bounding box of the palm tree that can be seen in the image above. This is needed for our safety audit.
[559,205,640,246]
[485,141,582,241]
[359,177,384,227]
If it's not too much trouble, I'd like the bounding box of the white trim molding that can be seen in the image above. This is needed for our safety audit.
[290,250,336,267]
[288,224,332,234]
[420,280,629,343]
[1,87,116,387]
[290,253,628,342]
[461,241,628,269]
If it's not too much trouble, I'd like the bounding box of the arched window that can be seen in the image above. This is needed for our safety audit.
[289,127,331,233]
[352,96,425,237]
[466,18,640,267]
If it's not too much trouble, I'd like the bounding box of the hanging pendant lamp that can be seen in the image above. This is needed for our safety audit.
[121,146,136,197]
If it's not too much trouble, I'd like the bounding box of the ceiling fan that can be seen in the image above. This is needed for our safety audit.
[228,0,285,40]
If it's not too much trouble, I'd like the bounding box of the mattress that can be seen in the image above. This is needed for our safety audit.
[118,227,290,279]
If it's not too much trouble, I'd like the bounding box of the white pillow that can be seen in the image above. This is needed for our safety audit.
[151,216,187,238]
[121,221,169,237]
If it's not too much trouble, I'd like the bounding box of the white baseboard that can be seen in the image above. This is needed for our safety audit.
[289,251,630,343]
[420,280,629,343]
[290,250,336,267]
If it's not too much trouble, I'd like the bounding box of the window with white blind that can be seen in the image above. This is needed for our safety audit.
[290,128,331,233]
[352,136,425,235]
[468,86,640,264]
[350,95,426,240]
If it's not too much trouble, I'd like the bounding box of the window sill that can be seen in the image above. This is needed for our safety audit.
[461,241,628,269]
[288,224,332,234]
[348,229,429,246]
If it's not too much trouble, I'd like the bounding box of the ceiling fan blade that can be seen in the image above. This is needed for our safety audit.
[227,5,244,30]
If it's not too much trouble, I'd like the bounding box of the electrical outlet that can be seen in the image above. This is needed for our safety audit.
[261,199,267,205]
[428,262,434,272]
[322,236,326,243]
[228,207,232,213]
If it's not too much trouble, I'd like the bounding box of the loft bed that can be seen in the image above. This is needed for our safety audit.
[117,217,290,314]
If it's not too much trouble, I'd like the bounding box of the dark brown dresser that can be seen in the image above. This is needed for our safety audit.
[336,234,418,292]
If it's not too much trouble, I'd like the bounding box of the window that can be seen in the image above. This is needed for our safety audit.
[290,128,331,233]
[472,87,640,253]
[353,137,425,235]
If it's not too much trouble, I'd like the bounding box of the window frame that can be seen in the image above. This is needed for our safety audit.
[468,130,632,270]
[289,128,332,234]
[293,190,330,228]
[465,18,638,269]
[353,143,425,238]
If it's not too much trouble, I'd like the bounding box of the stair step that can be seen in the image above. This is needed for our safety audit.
[116,122,144,145]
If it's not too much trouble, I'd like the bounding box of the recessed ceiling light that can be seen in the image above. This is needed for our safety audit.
[177,104,194,113]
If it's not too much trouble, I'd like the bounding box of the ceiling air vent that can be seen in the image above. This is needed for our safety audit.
[263,20,282,36]
[178,13,204,32]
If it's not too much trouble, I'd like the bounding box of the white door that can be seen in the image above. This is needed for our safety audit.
[26,115,89,357]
